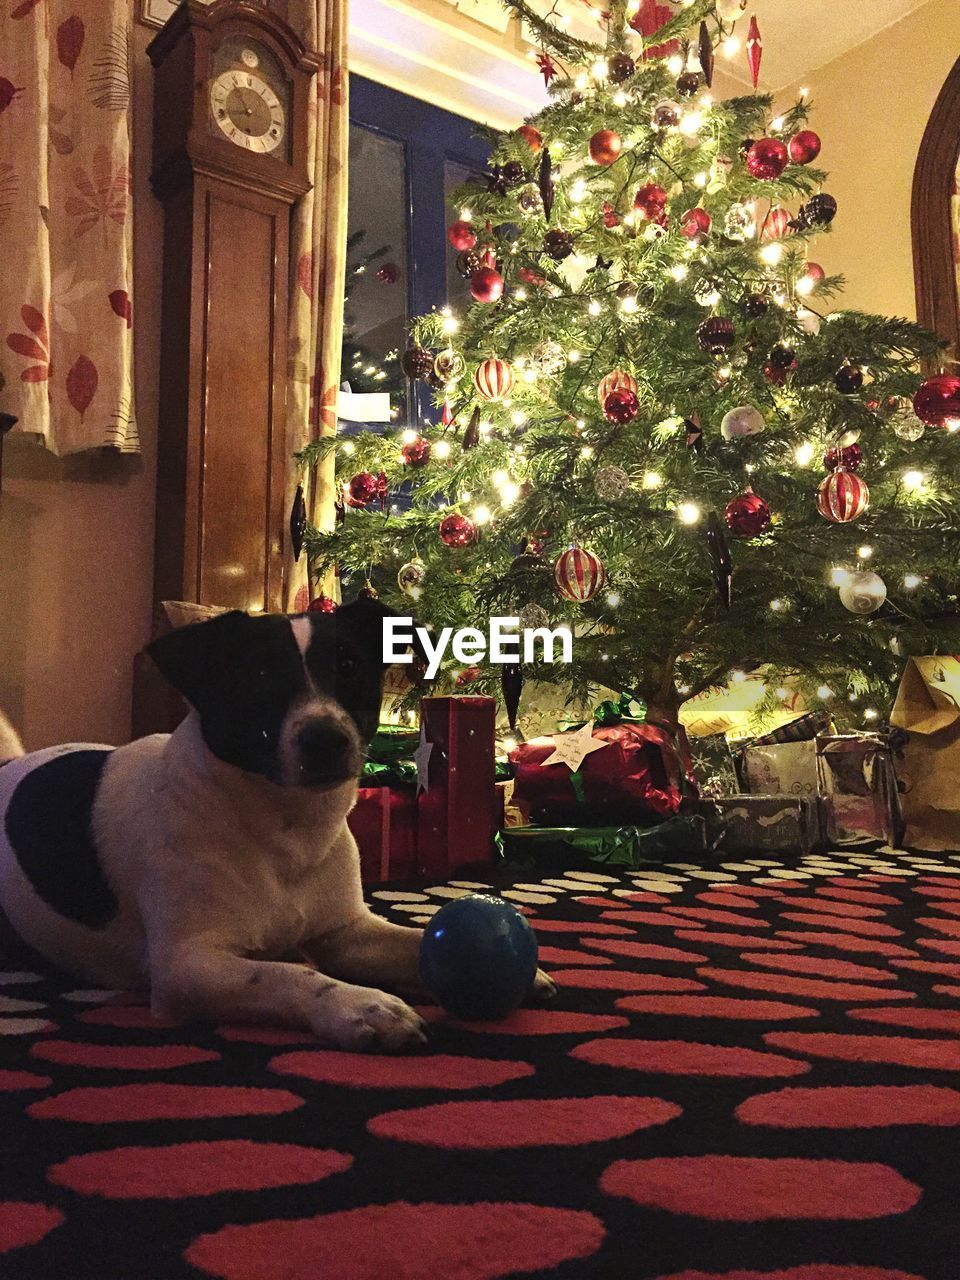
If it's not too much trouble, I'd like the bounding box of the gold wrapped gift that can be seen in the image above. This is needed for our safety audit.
[891,657,960,851]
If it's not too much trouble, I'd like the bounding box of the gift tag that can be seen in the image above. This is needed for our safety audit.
[539,723,610,772]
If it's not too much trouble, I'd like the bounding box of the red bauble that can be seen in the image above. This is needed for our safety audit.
[307,594,338,613]
[763,358,796,385]
[724,487,771,537]
[447,220,477,252]
[553,546,606,603]
[518,265,547,288]
[603,388,639,423]
[789,129,822,164]
[680,207,711,239]
[470,266,504,304]
[602,201,620,229]
[817,469,870,523]
[544,229,574,260]
[456,665,482,686]
[589,129,622,165]
[474,356,514,401]
[375,262,399,284]
[439,513,477,547]
[634,183,668,219]
[761,206,790,240]
[401,435,431,466]
[746,137,789,181]
[698,316,736,355]
[597,369,638,406]
[823,442,863,472]
[913,373,960,427]
[518,124,543,152]
[346,471,379,508]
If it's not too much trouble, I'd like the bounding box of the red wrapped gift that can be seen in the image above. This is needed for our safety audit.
[349,787,418,883]
[510,720,690,824]
[417,696,497,877]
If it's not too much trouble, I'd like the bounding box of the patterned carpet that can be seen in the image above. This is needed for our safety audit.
[1,846,960,1279]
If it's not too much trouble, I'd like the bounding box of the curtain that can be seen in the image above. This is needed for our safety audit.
[0,0,137,455]
[284,0,348,612]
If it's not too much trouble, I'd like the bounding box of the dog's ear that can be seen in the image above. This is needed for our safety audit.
[145,611,253,709]
[335,595,431,669]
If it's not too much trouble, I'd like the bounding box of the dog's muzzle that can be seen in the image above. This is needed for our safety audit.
[293,716,362,788]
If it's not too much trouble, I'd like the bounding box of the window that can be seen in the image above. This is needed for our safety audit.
[342,77,491,429]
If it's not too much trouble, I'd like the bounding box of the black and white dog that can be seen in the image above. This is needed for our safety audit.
[0,601,552,1051]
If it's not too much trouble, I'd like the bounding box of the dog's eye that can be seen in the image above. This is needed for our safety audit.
[337,650,357,676]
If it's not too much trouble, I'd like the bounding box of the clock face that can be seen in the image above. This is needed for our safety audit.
[210,66,286,153]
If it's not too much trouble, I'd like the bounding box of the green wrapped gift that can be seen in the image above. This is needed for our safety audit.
[498,815,709,871]
[362,723,512,788]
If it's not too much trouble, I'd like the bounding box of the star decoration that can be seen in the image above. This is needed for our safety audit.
[536,53,557,87]
[539,722,610,772]
[413,723,433,794]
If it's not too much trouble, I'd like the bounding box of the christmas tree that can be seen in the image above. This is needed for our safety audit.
[303,0,960,735]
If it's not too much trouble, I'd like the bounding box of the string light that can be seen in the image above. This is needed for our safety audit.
[731,670,747,684]
[760,243,784,266]
[342,441,355,455]
[580,446,594,458]
[902,469,925,492]
[694,171,709,188]
[817,685,834,700]
[401,428,419,445]
[670,264,689,282]
[864,708,879,721]
[795,442,815,466]
[515,288,527,301]
[903,573,922,590]
[511,410,527,426]
[679,111,704,137]
[769,598,785,611]
[619,294,639,315]
[667,53,684,76]
[830,565,851,587]
[433,440,451,460]
[500,480,520,506]
[857,545,874,560]
[442,315,459,335]
[568,349,581,362]
[591,58,609,81]
[771,115,785,132]
[588,299,602,317]
[677,501,701,525]
[643,471,662,489]
[473,504,492,525]
[570,179,587,203]
[502,735,518,753]
[723,35,741,57]
[492,469,508,487]
[605,591,620,607]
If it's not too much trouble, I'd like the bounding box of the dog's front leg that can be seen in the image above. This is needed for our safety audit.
[149,940,427,1052]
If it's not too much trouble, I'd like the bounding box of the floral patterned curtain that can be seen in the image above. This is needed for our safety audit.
[284,0,348,611]
[0,0,137,455]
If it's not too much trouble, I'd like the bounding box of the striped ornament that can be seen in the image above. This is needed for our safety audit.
[473,357,514,402]
[553,545,606,602]
[597,369,638,407]
[817,468,870,523]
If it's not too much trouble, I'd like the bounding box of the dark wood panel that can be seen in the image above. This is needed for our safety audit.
[912,55,960,358]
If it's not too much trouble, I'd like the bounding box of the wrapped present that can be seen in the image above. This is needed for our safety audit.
[816,732,906,848]
[417,696,498,877]
[688,733,740,798]
[499,815,710,871]
[890,656,960,851]
[510,710,692,825]
[737,740,819,798]
[349,787,418,883]
[680,670,811,739]
[691,795,827,854]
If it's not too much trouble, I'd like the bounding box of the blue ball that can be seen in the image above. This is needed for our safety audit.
[420,893,539,1020]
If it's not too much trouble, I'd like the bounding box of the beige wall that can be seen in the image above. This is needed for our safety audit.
[2,5,958,750]
[776,0,960,322]
[0,23,160,751]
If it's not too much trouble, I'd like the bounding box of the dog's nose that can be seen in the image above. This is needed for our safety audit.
[296,720,353,763]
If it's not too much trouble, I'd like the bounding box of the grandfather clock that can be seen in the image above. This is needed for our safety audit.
[147,0,318,614]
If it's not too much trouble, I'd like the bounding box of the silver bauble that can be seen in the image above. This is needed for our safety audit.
[594,465,633,501]
[531,340,566,377]
[518,185,542,216]
[397,558,426,596]
[721,405,765,440]
[723,202,753,241]
[839,571,887,615]
[890,405,925,441]
[652,99,682,130]
[519,603,550,630]
[716,0,747,19]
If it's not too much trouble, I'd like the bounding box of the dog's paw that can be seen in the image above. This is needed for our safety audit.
[524,967,558,1006]
[322,986,429,1053]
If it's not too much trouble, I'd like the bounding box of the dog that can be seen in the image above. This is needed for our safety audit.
[0,600,554,1051]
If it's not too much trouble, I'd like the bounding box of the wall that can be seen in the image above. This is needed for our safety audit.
[0,22,161,750]
[776,0,960,323]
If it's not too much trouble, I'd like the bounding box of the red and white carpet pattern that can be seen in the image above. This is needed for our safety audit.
[2,848,960,1279]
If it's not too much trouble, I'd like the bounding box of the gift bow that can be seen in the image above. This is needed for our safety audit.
[559,692,647,731]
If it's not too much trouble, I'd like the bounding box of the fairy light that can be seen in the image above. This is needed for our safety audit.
[679,111,704,137]
[502,734,518,753]
[723,35,741,57]
[717,364,732,382]
[515,288,527,302]
[570,179,587,203]
[946,418,960,433]
[857,544,874,560]
[574,72,588,90]
[775,687,789,701]
[799,86,810,100]
[613,91,628,108]
[580,446,594,459]
[523,366,537,384]
[342,441,355,456]
[771,115,785,132]
[677,501,701,525]
[492,469,509,488]
[760,243,784,266]
[694,171,709,188]
[478,419,492,436]
[864,708,879,721]
[500,481,520,506]
[401,428,419,445]
[459,207,472,220]
[433,440,451,460]
[605,591,620,607]
[903,573,922,590]
[903,469,925,492]
[592,58,608,81]
[643,470,662,489]
[588,299,602,317]
[511,409,527,427]
[731,670,747,684]
[568,349,580,363]
[442,315,460,336]
[830,565,851,587]
[473,504,492,525]
[795,441,815,467]
[667,53,684,76]
[619,294,639,315]
[817,685,834,700]
[769,598,784,611]
[670,264,689,282]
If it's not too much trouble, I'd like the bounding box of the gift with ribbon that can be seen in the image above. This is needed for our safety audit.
[509,695,696,825]
[816,731,906,848]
